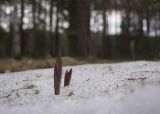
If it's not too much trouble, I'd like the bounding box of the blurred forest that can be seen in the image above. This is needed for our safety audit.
[0,0,160,60]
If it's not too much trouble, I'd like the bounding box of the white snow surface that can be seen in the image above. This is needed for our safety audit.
[0,61,160,114]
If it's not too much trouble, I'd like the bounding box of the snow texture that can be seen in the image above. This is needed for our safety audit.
[0,61,160,114]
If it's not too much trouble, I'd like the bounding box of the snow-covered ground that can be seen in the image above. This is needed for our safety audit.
[0,61,160,114]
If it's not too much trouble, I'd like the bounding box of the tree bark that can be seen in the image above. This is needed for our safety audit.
[76,0,90,56]
[11,0,21,59]
[68,0,77,56]
[68,0,90,56]
[20,0,25,56]
[55,0,60,56]
[28,0,36,56]
[102,0,110,58]
[50,0,54,56]
[138,12,144,36]
[146,9,150,36]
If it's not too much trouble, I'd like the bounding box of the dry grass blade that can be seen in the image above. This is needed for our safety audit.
[54,57,62,95]
[64,68,72,87]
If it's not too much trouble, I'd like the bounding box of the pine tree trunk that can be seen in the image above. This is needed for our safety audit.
[76,0,90,56]
[102,0,110,58]
[50,0,54,56]
[146,9,150,36]
[20,0,24,56]
[11,0,21,59]
[28,0,36,56]
[55,0,60,56]
[68,0,77,56]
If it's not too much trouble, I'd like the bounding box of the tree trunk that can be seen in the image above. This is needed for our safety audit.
[20,0,24,56]
[146,9,150,36]
[76,0,90,56]
[43,1,49,57]
[137,11,144,36]
[122,0,131,57]
[68,0,90,56]
[28,0,36,56]
[50,0,54,56]
[68,0,77,56]
[55,0,60,56]
[125,2,130,36]
[102,0,110,58]
[0,2,2,24]
[32,0,36,29]
[11,0,21,59]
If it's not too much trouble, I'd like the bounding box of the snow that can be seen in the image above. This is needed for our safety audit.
[0,61,160,114]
